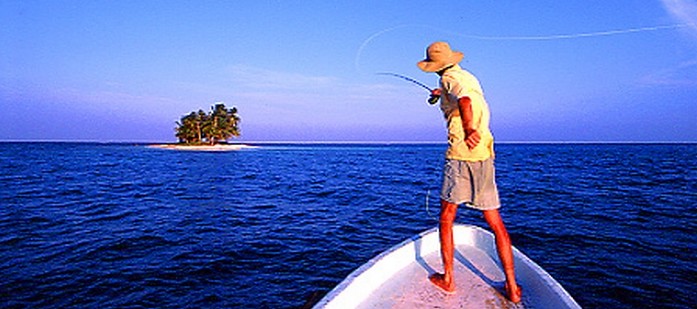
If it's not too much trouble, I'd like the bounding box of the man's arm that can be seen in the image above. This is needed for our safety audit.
[458,96,480,149]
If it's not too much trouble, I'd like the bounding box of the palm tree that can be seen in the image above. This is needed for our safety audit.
[175,112,199,143]
[175,102,241,144]
[204,104,224,145]
[196,109,207,143]
[223,106,241,140]
[205,103,241,144]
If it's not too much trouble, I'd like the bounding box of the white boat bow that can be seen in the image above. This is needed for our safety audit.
[314,224,581,308]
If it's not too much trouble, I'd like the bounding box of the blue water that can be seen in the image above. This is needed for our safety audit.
[1,143,695,308]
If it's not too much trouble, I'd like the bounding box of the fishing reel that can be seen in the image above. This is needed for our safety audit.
[427,94,440,105]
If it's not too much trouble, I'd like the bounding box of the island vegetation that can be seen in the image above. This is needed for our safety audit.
[175,102,241,145]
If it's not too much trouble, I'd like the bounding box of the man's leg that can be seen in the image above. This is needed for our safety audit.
[429,199,459,292]
[483,209,522,303]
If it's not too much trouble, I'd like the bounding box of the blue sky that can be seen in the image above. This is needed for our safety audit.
[1,0,696,142]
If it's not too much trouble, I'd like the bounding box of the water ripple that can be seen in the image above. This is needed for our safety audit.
[0,143,695,308]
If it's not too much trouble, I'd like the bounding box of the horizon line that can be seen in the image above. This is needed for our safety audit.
[1,139,696,145]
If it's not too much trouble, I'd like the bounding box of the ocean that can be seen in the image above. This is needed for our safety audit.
[1,142,695,308]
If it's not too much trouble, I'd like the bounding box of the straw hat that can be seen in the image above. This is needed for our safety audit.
[417,41,464,72]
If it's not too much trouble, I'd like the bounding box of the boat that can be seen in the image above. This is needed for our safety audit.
[314,224,581,308]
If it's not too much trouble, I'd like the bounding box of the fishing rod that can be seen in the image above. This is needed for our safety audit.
[376,72,440,105]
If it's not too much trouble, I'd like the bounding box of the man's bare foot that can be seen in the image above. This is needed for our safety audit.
[504,282,522,303]
[429,273,455,293]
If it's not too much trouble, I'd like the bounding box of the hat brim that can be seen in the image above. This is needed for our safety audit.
[417,51,464,72]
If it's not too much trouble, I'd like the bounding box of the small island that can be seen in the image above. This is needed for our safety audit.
[150,102,254,151]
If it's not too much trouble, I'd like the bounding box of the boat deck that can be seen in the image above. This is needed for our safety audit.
[356,244,524,308]
[315,225,579,309]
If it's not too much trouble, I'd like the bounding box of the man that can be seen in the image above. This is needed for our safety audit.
[417,41,522,303]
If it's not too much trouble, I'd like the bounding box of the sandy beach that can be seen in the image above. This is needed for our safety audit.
[148,144,256,151]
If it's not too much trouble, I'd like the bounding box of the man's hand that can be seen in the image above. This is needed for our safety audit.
[464,128,480,150]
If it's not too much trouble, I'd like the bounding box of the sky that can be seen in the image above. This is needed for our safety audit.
[1,0,696,143]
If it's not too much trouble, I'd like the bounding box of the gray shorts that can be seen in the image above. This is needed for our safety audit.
[440,158,500,210]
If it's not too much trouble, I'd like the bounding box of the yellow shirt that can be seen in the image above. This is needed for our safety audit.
[439,65,495,161]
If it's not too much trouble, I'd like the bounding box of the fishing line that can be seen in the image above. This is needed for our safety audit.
[425,189,439,222]
[442,23,694,41]
[355,25,412,74]
[355,23,694,74]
